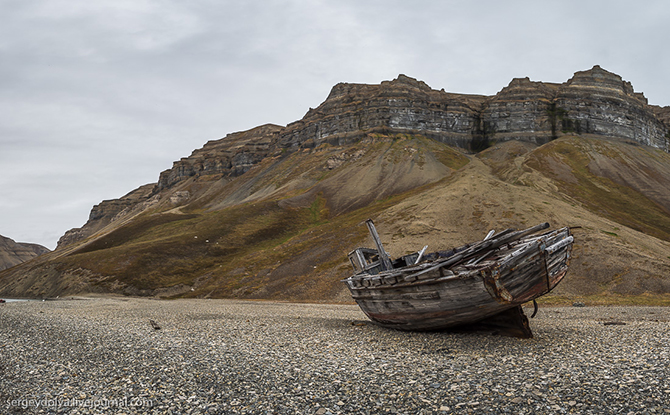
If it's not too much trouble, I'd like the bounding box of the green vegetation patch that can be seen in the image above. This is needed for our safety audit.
[309,193,329,225]
[601,230,619,237]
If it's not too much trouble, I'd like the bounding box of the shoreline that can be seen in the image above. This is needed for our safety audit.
[6,291,670,307]
[2,297,669,414]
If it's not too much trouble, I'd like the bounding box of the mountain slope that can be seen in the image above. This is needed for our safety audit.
[1,67,669,302]
[0,135,468,299]
[1,134,669,302]
[0,235,50,271]
[50,67,670,252]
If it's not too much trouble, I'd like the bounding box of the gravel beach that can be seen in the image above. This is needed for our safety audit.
[1,298,669,414]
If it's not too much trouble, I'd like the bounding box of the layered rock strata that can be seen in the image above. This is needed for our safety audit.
[157,124,283,190]
[279,74,488,149]
[553,66,667,148]
[479,77,559,145]
[279,66,669,152]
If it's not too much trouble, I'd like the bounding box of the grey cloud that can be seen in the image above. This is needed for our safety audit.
[1,0,669,248]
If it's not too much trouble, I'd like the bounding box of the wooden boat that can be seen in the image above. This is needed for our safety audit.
[343,220,574,337]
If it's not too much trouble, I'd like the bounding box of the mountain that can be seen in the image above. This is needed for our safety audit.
[1,66,669,303]
[0,235,50,271]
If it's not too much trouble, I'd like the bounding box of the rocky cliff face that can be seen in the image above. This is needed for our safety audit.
[553,66,667,149]
[279,66,669,152]
[279,74,488,150]
[56,66,669,249]
[156,124,284,190]
[0,235,50,271]
[480,77,559,145]
[57,184,157,248]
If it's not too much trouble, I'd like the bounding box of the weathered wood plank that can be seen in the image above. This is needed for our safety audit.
[365,219,393,271]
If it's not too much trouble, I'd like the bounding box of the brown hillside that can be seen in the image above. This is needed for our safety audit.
[0,235,50,272]
[1,134,669,304]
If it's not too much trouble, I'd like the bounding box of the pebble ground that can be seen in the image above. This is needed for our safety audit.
[1,297,669,414]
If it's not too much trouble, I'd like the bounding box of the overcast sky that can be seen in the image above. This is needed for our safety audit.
[2,0,669,249]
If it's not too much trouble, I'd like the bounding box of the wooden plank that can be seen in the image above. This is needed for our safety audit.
[365,219,393,271]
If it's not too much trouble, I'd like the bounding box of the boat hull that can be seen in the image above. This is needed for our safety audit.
[344,227,573,331]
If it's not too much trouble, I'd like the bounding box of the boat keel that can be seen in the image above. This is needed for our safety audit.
[453,306,533,338]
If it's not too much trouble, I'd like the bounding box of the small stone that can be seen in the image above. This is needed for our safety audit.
[572,301,586,307]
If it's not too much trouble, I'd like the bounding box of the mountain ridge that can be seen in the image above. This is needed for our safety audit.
[54,66,670,250]
[1,66,669,302]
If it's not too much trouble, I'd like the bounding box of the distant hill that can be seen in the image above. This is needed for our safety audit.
[1,66,669,303]
[0,235,49,271]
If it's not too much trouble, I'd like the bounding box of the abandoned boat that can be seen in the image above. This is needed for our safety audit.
[343,220,574,337]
